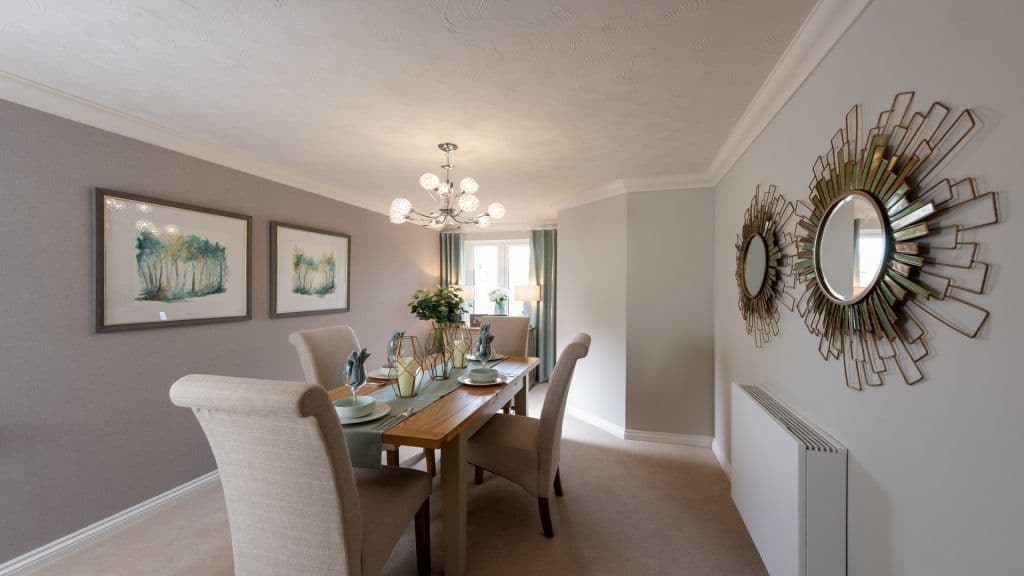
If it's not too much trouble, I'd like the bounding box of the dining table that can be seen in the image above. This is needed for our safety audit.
[330,355,541,576]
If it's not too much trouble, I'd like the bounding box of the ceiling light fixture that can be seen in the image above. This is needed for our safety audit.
[390,142,504,230]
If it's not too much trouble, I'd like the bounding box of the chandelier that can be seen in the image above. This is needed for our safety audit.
[389,142,505,229]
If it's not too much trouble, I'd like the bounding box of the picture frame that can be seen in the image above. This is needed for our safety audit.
[270,221,351,318]
[95,188,252,332]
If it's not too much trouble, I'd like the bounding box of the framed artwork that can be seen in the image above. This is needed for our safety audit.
[95,188,252,332]
[270,221,351,318]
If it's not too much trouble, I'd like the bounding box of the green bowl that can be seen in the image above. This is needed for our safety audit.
[334,395,375,418]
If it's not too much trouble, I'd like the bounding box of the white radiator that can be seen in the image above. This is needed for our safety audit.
[731,382,847,576]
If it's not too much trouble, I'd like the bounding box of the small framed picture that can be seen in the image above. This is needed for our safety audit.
[270,221,351,318]
[470,314,488,327]
[95,188,252,332]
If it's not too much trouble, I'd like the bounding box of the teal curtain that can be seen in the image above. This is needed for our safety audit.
[440,232,463,286]
[530,229,557,382]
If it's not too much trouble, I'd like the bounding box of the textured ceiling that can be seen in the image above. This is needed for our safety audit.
[0,0,815,226]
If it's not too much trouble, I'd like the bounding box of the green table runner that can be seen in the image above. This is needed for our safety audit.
[341,363,490,468]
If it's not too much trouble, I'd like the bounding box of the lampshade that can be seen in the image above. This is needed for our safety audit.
[456,284,475,300]
[514,284,541,302]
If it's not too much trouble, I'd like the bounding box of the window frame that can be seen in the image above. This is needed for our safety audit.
[464,238,531,316]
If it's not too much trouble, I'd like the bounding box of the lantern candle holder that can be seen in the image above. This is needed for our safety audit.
[390,335,424,398]
[448,322,473,369]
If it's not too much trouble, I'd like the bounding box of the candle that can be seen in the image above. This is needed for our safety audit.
[397,356,419,397]
[453,338,469,368]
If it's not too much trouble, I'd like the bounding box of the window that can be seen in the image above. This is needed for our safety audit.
[465,239,531,315]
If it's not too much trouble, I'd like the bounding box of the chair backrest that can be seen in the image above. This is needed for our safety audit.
[483,316,530,357]
[170,375,364,576]
[289,325,362,390]
[537,333,591,496]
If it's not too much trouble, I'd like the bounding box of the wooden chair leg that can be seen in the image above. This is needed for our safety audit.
[553,468,563,497]
[386,447,399,467]
[474,465,484,485]
[538,497,554,538]
[502,401,512,414]
[414,499,431,576]
[424,448,436,476]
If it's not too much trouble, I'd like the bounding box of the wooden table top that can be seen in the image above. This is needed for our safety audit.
[328,356,540,449]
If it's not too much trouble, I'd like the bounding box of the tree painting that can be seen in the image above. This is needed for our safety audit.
[135,230,228,301]
[292,248,336,297]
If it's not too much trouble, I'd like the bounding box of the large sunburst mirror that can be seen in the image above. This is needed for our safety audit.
[736,184,796,347]
[793,92,999,389]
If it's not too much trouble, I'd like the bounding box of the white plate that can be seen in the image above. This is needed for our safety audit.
[466,353,507,362]
[336,402,391,425]
[457,375,509,387]
[367,368,398,380]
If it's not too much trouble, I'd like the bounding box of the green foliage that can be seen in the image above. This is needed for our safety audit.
[408,285,466,325]
[135,230,228,302]
[292,248,337,297]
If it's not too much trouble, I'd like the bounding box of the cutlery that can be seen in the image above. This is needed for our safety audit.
[376,408,412,430]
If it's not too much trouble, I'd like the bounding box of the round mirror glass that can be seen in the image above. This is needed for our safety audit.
[743,234,768,298]
[816,191,888,303]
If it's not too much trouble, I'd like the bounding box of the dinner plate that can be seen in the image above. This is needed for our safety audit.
[336,402,391,425]
[457,375,509,387]
[466,353,507,362]
[367,367,398,380]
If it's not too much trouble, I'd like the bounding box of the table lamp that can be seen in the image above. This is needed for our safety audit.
[513,284,541,317]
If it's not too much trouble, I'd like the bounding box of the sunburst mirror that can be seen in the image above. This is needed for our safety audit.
[736,184,796,347]
[793,92,999,389]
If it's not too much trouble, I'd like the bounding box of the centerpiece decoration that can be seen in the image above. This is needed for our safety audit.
[489,288,509,316]
[389,334,424,398]
[409,285,466,379]
[448,322,473,369]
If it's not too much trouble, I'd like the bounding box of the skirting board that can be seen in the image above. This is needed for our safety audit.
[0,470,220,575]
[565,406,713,448]
[711,437,732,481]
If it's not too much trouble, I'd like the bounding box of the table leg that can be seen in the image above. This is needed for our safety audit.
[514,372,529,416]
[441,434,468,576]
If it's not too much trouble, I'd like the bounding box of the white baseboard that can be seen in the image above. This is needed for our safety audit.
[0,470,220,575]
[711,437,732,480]
[624,429,712,448]
[565,406,626,439]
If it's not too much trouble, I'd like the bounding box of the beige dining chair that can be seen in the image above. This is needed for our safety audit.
[483,315,530,357]
[467,332,591,538]
[169,375,431,576]
[289,326,436,475]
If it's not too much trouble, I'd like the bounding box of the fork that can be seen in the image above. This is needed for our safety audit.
[376,408,412,430]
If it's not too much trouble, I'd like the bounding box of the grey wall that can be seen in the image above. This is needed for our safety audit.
[557,194,628,428]
[713,0,1024,573]
[0,99,439,563]
[626,188,715,436]
[558,189,716,437]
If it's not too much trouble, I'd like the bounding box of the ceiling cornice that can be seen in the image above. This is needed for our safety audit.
[704,0,873,185]
[0,70,386,216]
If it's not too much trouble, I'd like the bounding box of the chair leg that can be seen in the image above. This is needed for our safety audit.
[474,465,484,485]
[502,401,512,414]
[553,468,563,497]
[424,448,436,476]
[538,497,554,538]
[414,499,431,576]
[386,447,399,467]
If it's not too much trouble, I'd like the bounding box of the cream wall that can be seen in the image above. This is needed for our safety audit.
[712,0,1024,574]
[557,189,716,437]
[0,99,439,563]
[557,195,628,428]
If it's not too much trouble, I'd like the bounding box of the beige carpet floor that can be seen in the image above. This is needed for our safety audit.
[25,383,766,575]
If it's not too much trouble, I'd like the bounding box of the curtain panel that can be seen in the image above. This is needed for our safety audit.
[440,232,463,287]
[530,229,557,382]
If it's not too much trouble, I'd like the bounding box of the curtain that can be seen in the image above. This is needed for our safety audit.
[440,232,463,287]
[530,229,557,382]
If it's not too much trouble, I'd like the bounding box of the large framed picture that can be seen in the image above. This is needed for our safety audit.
[270,221,350,318]
[95,188,252,332]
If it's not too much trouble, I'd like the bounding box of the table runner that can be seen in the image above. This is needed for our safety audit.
[341,360,503,468]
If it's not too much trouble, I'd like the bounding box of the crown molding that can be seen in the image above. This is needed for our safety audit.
[0,71,387,216]
[556,172,714,213]
[705,0,873,185]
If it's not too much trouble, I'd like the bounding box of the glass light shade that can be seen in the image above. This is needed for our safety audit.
[437,181,452,196]
[487,202,506,219]
[389,213,407,224]
[390,197,412,217]
[476,215,492,229]
[514,284,541,302]
[419,172,440,190]
[457,193,480,212]
[460,177,479,194]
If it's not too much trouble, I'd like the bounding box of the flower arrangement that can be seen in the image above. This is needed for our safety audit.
[488,288,509,303]
[409,285,466,325]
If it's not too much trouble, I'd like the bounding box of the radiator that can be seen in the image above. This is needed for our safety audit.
[731,382,847,576]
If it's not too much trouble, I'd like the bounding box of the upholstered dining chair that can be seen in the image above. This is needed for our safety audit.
[289,326,436,475]
[169,375,431,576]
[467,332,591,538]
[483,315,530,357]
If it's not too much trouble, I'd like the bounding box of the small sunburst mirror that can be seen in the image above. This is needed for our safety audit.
[736,184,796,348]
